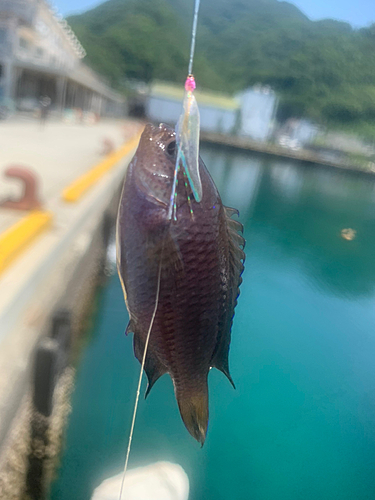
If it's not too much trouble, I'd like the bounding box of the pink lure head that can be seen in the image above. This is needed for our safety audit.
[185,75,196,92]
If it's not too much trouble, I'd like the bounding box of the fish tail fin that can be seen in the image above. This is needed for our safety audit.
[176,381,209,446]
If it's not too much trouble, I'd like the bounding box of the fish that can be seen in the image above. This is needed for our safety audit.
[116,123,245,445]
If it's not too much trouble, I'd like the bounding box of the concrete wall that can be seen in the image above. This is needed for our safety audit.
[0,175,126,499]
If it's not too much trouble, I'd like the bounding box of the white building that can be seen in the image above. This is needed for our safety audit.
[284,118,319,145]
[146,83,279,141]
[0,0,124,116]
[237,85,278,142]
[146,82,239,135]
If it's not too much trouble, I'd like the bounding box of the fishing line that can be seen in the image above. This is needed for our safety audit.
[118,238,165,500]
[188,0,201,76]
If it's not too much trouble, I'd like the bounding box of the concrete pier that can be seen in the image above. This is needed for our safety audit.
[0,118,142,497]
[201,131,375,175]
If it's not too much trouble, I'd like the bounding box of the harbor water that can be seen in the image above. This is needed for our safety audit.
[51,145,375,500]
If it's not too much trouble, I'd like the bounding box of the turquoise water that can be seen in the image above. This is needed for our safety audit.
[51,147,375,500]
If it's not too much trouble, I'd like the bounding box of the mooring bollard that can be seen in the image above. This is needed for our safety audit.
[27,309,73,499]
[0,165,42,210]
[33,338,59,417]
[102,210,114,248]
[26,412,50,500]
[27,337,59,500]
[100,210,117,280]
[51,308,72,375]
[51,308,71,351]
[101,137,115,155]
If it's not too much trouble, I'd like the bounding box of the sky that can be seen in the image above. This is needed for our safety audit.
[54,0,375,28]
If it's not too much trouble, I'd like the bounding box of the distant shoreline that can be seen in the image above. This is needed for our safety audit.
[200,131,375,177]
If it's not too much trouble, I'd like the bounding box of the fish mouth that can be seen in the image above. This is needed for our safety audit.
[144,122,176,143]
[138,123,194,210]
[142,122,178,170]
[134,123,177,208]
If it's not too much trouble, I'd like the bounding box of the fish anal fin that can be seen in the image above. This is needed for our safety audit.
[125,318,136,336]
[133,333,166,398]
[211,354,236,390]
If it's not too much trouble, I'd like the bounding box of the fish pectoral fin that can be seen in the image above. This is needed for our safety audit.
[133,333,166,398]
[163,231,185,275]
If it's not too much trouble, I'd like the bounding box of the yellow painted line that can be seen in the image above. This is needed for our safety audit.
[0,210,53,276]
[62,133,141,203]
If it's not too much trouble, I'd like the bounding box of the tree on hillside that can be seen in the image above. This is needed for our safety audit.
[69,0,375,130]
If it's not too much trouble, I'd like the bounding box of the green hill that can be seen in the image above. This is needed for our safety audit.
[68,0,375,130]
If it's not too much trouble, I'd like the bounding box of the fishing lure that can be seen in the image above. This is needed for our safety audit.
[168,0,202,220]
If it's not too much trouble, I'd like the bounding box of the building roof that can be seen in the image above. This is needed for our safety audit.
[43,0,86,59]
[151,82,239,111]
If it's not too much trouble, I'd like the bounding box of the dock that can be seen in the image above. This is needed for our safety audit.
[201,131,375,175]
[0,118,142,498]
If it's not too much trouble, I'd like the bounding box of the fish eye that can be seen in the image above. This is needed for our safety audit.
[166,141,176,157]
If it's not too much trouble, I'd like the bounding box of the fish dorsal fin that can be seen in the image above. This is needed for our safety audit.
[211,206,245,385]
[133,332,167,398]
[225,206,245,270]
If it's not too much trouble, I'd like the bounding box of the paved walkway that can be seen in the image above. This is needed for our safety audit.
[0,116,142,452]
[0,117,136,232]
[0,117,141,328]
